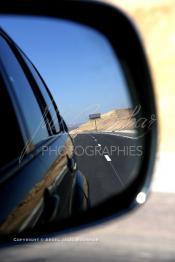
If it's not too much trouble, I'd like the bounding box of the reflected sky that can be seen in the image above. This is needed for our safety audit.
[0,16,132,126]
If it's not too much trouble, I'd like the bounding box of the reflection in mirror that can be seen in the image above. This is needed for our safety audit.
[0,16,146,235]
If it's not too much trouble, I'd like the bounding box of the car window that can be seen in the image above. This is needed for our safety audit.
[0,35,49,146]
[19,51,61,134]
[0,72,24,169]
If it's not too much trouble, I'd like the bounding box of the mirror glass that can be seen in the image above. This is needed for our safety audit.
[0,16,145,235]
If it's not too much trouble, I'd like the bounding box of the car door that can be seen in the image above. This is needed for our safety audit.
[0,31,75,234]
[16,48,77,221]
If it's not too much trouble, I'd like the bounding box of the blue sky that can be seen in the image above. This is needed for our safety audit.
[0,16,132,126]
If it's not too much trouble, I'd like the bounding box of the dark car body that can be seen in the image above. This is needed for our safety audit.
[0,28,89,235]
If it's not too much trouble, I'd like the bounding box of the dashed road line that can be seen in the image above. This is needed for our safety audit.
[104,155,112,162]
[104,154,124,187]
[109,162,124,187]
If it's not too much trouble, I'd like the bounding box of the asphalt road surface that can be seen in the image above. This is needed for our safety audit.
[73,132,144,207]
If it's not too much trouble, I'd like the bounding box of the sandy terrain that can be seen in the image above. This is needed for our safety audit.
[70,108,135,135]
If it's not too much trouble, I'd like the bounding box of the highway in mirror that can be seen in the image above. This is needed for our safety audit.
[0,16,147,209]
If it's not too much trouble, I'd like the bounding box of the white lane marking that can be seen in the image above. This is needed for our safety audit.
[104,155,111,162]
[94,139,97,142]
[98,144,101,147]
[109,162,124,187]
[92,132,138,140]
[114,130,136,134]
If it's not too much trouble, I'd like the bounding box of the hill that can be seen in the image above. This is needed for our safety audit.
[70,108,135,135]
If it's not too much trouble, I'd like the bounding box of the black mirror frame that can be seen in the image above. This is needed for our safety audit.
[0,0,158,241]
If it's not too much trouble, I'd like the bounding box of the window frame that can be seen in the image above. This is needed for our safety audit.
[0,30,53,154]
[0,29,67,175]
[17,48,62,135]
[2,34,54,135]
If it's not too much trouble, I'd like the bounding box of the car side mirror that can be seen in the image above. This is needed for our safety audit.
[0,0,157,242]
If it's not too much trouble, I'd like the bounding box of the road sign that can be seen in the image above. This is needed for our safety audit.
[89,113,101,131]
[89,113,101,120]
